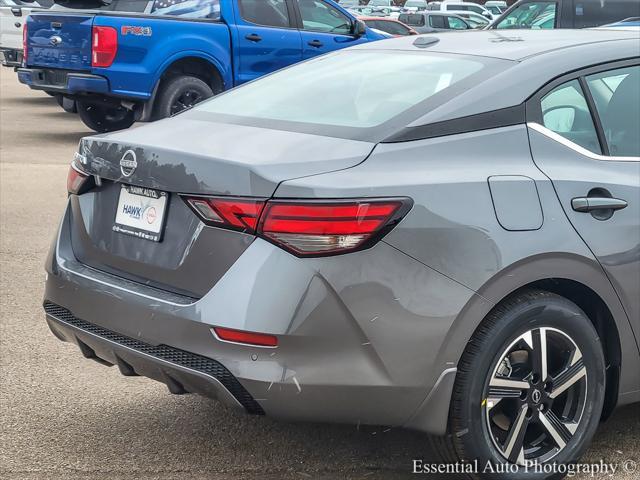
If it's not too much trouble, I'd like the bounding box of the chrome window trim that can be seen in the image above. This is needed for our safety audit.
[527,122,640,163]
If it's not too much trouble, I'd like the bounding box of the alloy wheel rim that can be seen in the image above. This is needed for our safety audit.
[483,327,588,466]
[171,89,203,115]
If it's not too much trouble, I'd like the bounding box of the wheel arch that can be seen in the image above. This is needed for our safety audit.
[411,253,638,434]
[140,54,226,122]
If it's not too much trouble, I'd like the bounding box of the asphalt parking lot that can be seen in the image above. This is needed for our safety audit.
[1,70,638,480]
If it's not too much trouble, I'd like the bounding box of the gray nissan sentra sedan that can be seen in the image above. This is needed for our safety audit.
[45,30,639,477]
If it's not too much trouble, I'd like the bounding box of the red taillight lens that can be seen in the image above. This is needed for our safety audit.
[67,162,90,195]
[184,197,266,233]
[213,327,278,347]
[91,26,118,67]
[259,200,410,256]
[184,196,411,256]
[22,23,27,64]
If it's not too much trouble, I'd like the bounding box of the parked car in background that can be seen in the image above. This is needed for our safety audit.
[402,0,427,12]
[446,9,491,27]
[18,0,385,133]
[0,0,52,67]
[427,1,495,20]
[602,16,640,27]
[44,29,639,480]
[359,15,418,35]
[484,0,507,16]
[362,0,401,16]
[398,11,471,31]
[492,0,640,29]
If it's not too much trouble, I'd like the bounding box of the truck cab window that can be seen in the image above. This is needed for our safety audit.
[238,0,290,28]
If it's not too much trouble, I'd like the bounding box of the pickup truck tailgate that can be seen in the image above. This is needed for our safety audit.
[26,13,93,70]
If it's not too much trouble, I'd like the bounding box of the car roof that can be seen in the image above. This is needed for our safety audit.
[354,29,639,61]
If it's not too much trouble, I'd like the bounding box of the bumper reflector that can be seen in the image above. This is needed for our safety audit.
[213,327,278,347]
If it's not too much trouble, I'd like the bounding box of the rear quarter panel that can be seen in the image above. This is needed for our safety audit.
[92,15,232,98]
[274,125,640,399]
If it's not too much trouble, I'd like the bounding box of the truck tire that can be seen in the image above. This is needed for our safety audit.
[153,76,213,120]
[77,100,136,133]
[55,95,77,113]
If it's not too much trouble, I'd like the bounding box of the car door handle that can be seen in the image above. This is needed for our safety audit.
[245,33,262,42]
[571,197,628,213]
[307,39,324,48]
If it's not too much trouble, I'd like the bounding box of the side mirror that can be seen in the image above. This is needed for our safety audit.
[482,12,492,18]
[353,19,367,37]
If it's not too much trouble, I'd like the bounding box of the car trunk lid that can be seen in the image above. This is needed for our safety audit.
[69,118,374,297]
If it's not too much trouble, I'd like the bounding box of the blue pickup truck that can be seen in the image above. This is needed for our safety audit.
[18,0,385,132]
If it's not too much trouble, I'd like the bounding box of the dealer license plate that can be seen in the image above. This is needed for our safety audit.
[113,185,168,242]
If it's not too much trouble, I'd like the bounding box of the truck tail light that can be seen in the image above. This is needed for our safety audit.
[91,26,118,67]
[22,23,27,64]
[259,199,411,256]
[183,196,412,257]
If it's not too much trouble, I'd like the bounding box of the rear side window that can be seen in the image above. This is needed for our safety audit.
[496,1,556,29]
[429,15,446,28]
[587,66,640,156]
[541,79,601,154]
[238,0,290,28]
[400,13,425,26]
[573,0,640,28]
[152,0,220,18]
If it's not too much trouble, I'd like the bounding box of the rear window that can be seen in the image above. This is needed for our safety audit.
[152,0,220,18]
[52,0,150,12]
[193,50,512,140]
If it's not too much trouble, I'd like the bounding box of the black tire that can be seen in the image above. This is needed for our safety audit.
[152,75,213,120]
[432,290,606,480]
[76,100,135,133]
[55,95,77,113]
[54,94,64,108]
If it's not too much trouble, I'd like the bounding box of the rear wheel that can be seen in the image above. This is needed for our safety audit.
[432,290,606,479]
[152,75,213,120]
[76,100,135,133]
[55,95,77,113]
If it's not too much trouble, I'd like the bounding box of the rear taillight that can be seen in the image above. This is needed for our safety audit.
[67,162,90,195]
[259,200,410,256]
[22,23,27,64]
[183,196,412,256]
[91,26,118,68]
[184,197,266,233]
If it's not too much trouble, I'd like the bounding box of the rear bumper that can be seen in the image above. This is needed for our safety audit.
[43,201,471,431]
[17,67,109,95]
[0,48,22,68]
[44,301,262,414]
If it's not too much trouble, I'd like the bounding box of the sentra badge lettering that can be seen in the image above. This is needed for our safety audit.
[121,26,152,36]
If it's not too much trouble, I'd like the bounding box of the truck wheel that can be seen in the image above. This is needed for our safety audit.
[153,76,213,119]
[77,101,135,133]
[55,95,77,113]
